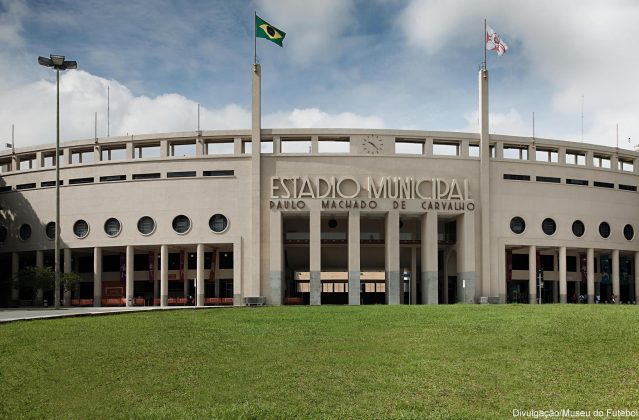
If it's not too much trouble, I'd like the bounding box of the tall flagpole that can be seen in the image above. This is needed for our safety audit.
[249,11,262,304]
[484,19,487,70]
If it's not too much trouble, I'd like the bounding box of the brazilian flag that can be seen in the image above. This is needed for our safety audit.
[255,15,286,47]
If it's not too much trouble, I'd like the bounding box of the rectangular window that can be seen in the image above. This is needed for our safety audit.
[134,254,149,271]
[395,139,424,155]
[566,150,586,165]
[167,171,196,178]
[503,145,528,160]
[619,184,637,192]
[566,179,588,186]
[281,139,311,154]
[618,158,634,172]
[71,150,94,164]
[102,255,120,272]
[68,177,94,185]
[567,256,577,272]
[512,253,529,270]
[102,147,127,161]
[100,175,126,182]
[540,255,554,271]
[318,138,350,153]
[42,153,64,167]
[536,176,561,183]
[536,148,558,163]
[376,282,386,293]
[78,256,93,273]
[433,142,459,156]
[41,180,63,187]
[187,253,197,270]
[132,173,161,180]
[134,144,161,159]
[593,154,611,168]
[219,252,233,269]
[168,253,180,270]
[503,174,531,181]
[468,144,480,157]
[242,140,273,154]
[171,142,196,157]
[0,186,12,192]
[322,283,333,293]
[203,170,234,177]
[594,181,614,189]
[0,159,12,173]
[16,183,36,190]
[19,156,36,170]
[207,141,234,155]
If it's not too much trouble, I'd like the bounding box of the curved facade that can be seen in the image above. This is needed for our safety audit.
[1,126,638,307]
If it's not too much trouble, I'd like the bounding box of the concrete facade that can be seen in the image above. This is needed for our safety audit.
[1,70,638,307]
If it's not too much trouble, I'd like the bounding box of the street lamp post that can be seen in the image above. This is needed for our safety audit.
[38,54,77,309]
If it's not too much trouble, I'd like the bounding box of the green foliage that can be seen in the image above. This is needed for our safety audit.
[0,305,638,419]
[13,266,55,294]
[60,271,81,293]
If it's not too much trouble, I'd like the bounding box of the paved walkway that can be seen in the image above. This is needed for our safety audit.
[0,305,225,324]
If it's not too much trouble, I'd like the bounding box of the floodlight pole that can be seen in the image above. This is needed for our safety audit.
[39,54,77,309]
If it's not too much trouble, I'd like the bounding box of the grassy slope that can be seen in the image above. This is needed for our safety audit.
[0,305,638,419]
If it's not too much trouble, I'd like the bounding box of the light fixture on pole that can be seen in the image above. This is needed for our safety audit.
[38,54,77,310]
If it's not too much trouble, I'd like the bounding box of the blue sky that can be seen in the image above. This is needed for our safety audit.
[1,0,638,150]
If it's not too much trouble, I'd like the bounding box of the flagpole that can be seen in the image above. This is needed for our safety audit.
[484,19,487,70]
[254,11,257,65]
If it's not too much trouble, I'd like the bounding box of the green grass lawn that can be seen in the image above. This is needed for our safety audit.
[1,305,638,419]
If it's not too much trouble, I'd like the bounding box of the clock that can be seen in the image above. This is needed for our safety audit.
[362,134,384,155]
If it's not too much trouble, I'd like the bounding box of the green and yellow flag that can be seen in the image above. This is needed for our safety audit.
[255,15,286,47]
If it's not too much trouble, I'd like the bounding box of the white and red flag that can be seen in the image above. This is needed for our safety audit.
[486,25,508,56]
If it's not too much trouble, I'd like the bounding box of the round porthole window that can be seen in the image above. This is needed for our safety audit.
[209,214,228,233]
[0,226,7,242]
[623,224,634,241]
[328,219,338,229]
[45,222,56,240]
[510,217,526,234]
[19,224,32,241]
[104,218,122,237]
[542,218,556,236]
[172,215,191,234]
[137,216,156,235]
[73,220,89,238]
[572,220,585,237]
[599,222,611,239]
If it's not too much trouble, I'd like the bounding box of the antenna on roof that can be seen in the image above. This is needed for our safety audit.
[532,112,535,140]
[197,103,201,134]
[94,112,98,143]
[107,85,110,137]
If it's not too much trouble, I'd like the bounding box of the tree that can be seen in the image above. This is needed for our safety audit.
[13,266,81,305]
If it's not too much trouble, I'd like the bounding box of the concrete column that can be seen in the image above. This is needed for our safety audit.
[385,211,400,305]
[94,144,101,162]
[126,142,134,160]
[478,69,492,301]
[126,245,134,307]
[634,252,639,305]
[611,155,619,171]
[196,244,205,307]
[421,213,438,304]
[214,249,221,297]
[410,246,417,304]
[311,135,319,154]
[63,248,72,306]
[528,245,537,304]
[269,211,283,306]
[612,249,620,304]
[11,252,19,304]
[161,245,168,307]
[456,213,476,304]
[587,248,595,303]
[233,238,243,306]
[309,210,321,305]
[93,247,102,307]
[160,140,168,158]
[35,250,44,305]
[233,137,242,155]
[559,246,567,303]
[460,139,470,158]
[348,211,361,305]
[249,63,262,300]
[552,279,558,303]
[196,137,205,156]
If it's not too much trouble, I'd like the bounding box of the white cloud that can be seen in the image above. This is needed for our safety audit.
[255,0,356,65]
[264,108,385,129]
[461,109,527,136]
[397,0,639,148]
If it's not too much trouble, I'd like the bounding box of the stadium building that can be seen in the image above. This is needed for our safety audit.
[1,68,638,307]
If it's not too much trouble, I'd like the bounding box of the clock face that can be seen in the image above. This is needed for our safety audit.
[362,134,384,155]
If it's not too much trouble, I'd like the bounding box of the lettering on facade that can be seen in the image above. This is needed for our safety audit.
[269,176,474,212]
